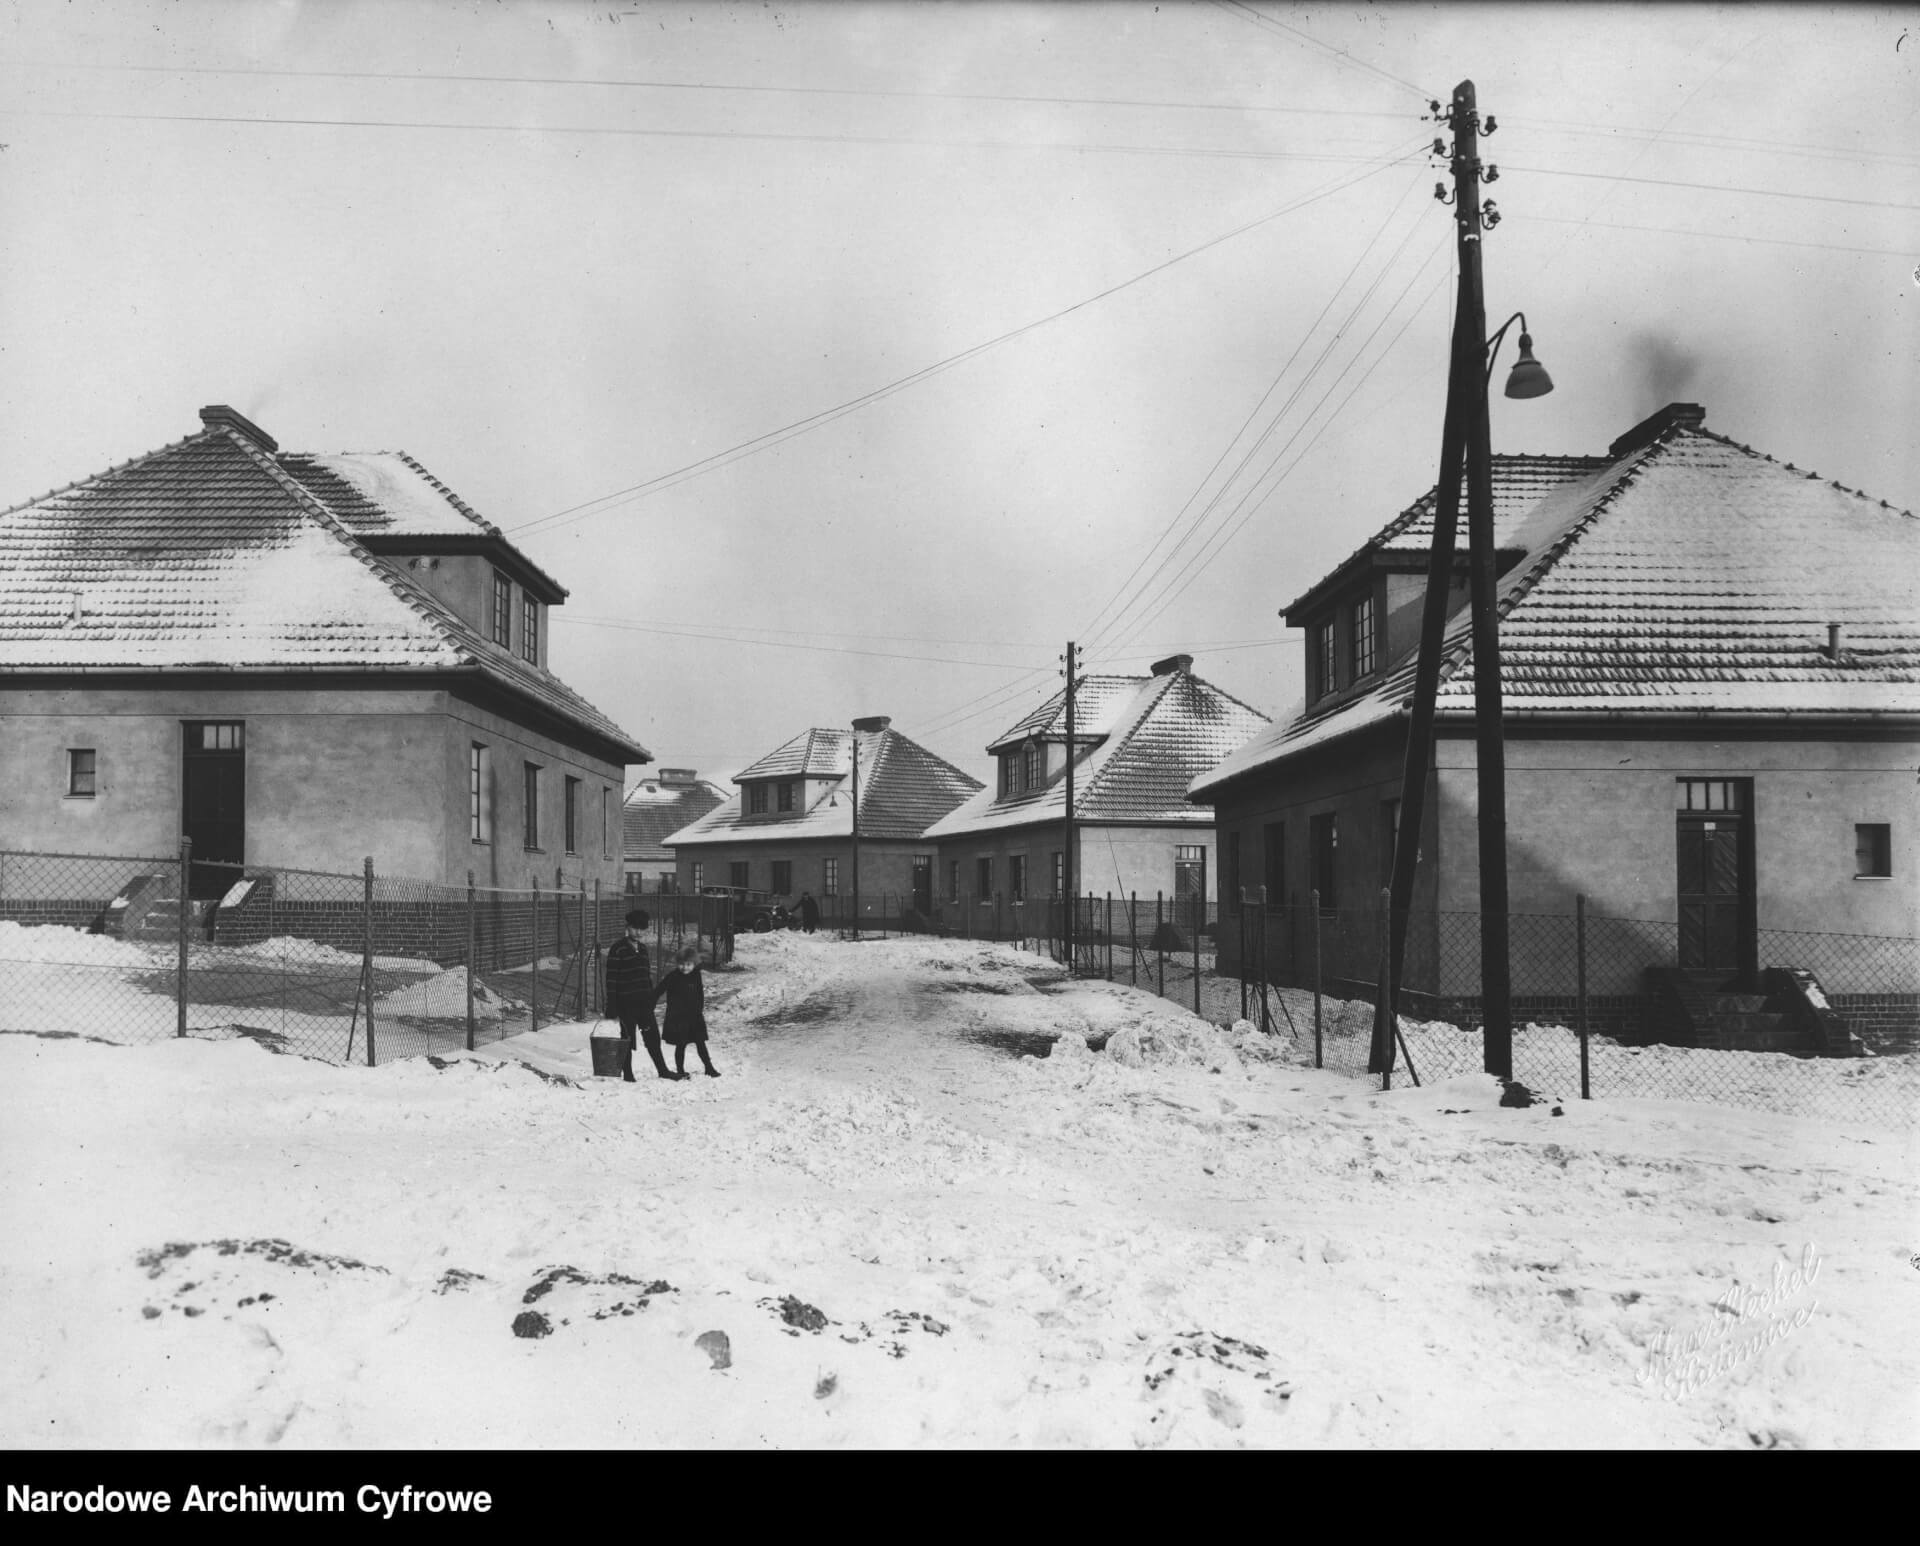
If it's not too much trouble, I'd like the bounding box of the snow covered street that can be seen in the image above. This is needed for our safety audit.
[2,931,1914,1449]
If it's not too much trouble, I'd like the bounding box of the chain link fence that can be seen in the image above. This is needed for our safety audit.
[1200,891,1918,1130]
[0,845,736,1066]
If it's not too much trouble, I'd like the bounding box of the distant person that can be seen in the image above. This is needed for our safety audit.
[605,909,678,1081]
[797,890,820,934]
[652,943,720,1078]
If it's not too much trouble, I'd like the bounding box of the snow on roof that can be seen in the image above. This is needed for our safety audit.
[927,664,1269,838]
[276,452,499,539]
[1192,423,1920,799]
[669,725,982,847]
[0,416,647,761]
[986,675,1145,753]
[623,777,728,858]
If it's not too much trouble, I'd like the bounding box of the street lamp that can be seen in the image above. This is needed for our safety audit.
[1377,80,1554,1085]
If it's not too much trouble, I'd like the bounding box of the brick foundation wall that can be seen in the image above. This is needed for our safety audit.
[1831,994,1920,1056]
[0,899,113,932]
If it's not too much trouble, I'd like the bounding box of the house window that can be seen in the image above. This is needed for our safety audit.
[771,860,793,895]
[1855,824,1892,879]
[825,858,839,897]
[602,787,612,859]
[1022,743,1041,791]
[1380,798,1400,889]
[469,744,492,842]
[777,780,794,813]
[1009,854,1027,903]
[691,862,704,892]
[523,764,541,850]
[729,861,750,890]
[1314,617,1338,699]
[66,748,96,798]
[976,857,993,899]
[748,783,769,815]
[194,723,244,751]
[491,571,512,648]
[1000,755,1017,798]
[1310,812,1338,911]
[564,776,580,854]
[1352,594,1377,680]
[949,859,961,905]
[521,595,539,666]
[1676,779,1745,811]
[1262,822,1285,909]
[1051,851,1063,897]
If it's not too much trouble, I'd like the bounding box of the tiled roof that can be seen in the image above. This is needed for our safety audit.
[987,674,1144,753]
[1282,453,1612,617]
[623,777,728,858]
[276,452,499,538]
[1193,422,1920,797]
[668,725,982,847]
[0,417,648,762]
[926,665,1270,838]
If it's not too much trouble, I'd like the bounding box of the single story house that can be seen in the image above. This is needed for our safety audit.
[923,654,1270,935]
[664,716,981,921]
[0,404,648,934]
[1189,402,1919,1052]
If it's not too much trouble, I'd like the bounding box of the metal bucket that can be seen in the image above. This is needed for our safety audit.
[588,1035,627,1078]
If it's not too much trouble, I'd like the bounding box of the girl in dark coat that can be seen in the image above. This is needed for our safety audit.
[606,909,676,1080]
[651,944,719,1078]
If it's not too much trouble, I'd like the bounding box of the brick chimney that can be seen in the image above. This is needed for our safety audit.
[852,716,892,733]
[1150,654,1194,677]
[199,404,279,452]
[1608,402,1705,459]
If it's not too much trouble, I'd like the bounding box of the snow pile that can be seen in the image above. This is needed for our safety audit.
[370,966,510,1021]
[0,920,154,969]
[229,937,440,973]
[745,1086,1025,1187]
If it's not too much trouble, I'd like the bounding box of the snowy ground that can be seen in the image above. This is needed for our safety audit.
[2,931,1915,1449]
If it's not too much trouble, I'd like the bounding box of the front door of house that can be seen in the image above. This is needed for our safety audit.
[1676,778,1753,977]
[912,856,932,916]
[183,721,246,898]
[1175,845,1206,932]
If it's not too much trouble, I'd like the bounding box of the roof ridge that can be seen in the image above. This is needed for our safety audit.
[1689,425,1916,519]
[0,426,213,525]
[216,427,477,666]
[391,450,502,535]
[1077,672,1177,808]
[1431,436,1673,693]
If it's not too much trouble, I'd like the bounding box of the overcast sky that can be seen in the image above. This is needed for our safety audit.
[3,1,1915,788]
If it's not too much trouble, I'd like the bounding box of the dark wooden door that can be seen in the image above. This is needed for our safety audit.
[183,722,245,897]
[912,856,932,916]
[1677,813,1746,972]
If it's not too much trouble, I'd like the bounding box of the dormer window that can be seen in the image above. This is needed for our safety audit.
[521,595,539,666]
[777,780,795,813]
[1313,617,1338,700]
[1022,743,1041,790]
[491,571,512,648]
[748,783,768,815]
[1352,594,1377,680]
[1000,754,1016,797]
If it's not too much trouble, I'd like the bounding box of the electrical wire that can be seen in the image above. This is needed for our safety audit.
[1209,0,1434,102]
[1086,206,1445,657]
[498,140,1425,543]
[554,614,1048,671]
[1073,165,1429,650]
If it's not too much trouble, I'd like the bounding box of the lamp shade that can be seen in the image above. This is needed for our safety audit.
[1504,332,1554,399]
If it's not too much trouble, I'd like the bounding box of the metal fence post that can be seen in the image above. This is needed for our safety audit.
[176,836,192,1039]
[466,869,477,1052]
[531,877,541,1036]
[1577,893,1590,1100]
[1193,893,1202,1018]
[1156,891,1165,999]
[1311,891,1323,1069]
[362,856,377,1067]
[577,879,588,1019]
[1106,893,1113,980]
[592,878,602,1018]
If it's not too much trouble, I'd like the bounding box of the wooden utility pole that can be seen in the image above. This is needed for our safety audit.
[849,727,861,941]
[1061,641,1078,973]
[1383,78,1520,1079]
